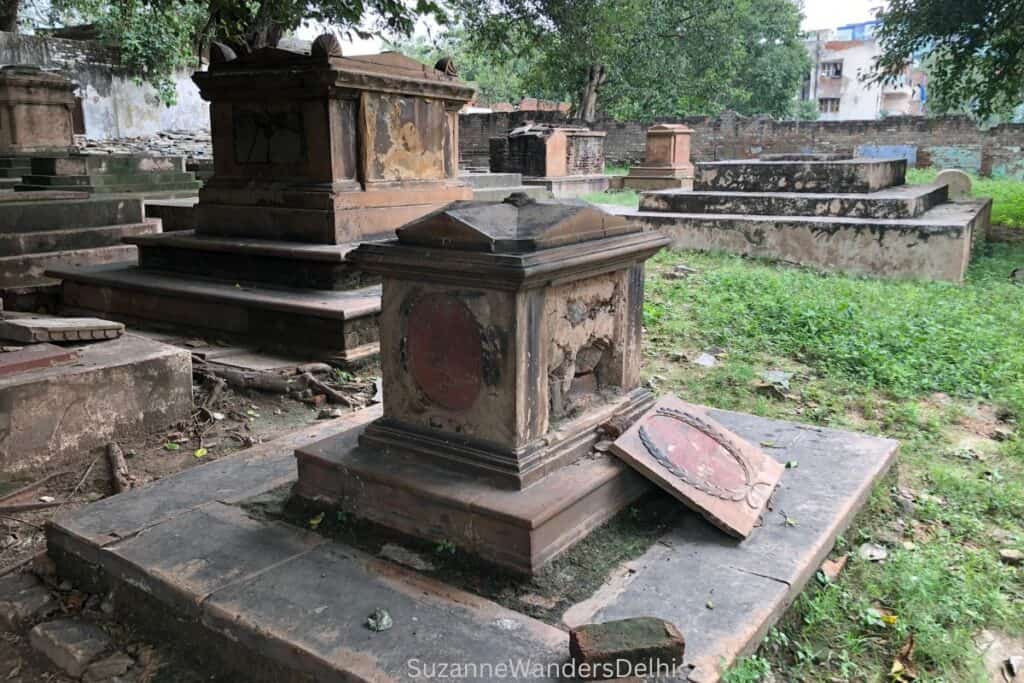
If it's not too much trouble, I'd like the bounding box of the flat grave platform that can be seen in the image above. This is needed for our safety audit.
[47,403,896,682]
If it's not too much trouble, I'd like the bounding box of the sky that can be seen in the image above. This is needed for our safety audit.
[801,0,883,31]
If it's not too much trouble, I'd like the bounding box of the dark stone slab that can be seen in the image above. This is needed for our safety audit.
[0,222,157,258]
[0,243,139,290]
[48,264,381,362]
[0,197,144,232]
[130,232,372,290]
[104,503,324,618]
[695,158,906,194]
[568,408,898,683]
[202,543,566,682]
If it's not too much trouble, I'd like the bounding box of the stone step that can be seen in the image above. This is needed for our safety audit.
[459,172,524,189]
[695,158,906,193]
[31,155,186,176]
[0,167,28,179]
[626,199,991,282]
[0,244,138,288]
[471,185,553,202]
[129,231,371,290]
[640,183,948,219]
[19,172,201,188]
[49,264,381,362]
[0,157,32,170]
[18,179,203,194]
[0,197,144,232]
[0,221,159,257]
[144,198,197,231]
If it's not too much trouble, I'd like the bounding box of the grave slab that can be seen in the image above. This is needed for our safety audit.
[46,404,896,683]
[0,342,78,378]
[0,334,191,472]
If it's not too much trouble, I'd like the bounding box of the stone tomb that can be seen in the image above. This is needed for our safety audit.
[0,66,76,190]
[16,154,202,196]
[490,124,610,198]
[48,41,475,363]
[623,123,695,191]
[296,196,669,573]
[626,154,992,282]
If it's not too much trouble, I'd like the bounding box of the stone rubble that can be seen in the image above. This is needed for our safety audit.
[75,130,212,163]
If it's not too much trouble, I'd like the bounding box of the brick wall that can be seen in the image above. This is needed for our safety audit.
[460,110,1024,178]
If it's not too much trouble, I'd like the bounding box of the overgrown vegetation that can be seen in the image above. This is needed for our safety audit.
[641,247,1024,681]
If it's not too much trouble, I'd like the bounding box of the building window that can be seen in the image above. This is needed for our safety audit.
[818,98,840,114]
[821,61,843,78]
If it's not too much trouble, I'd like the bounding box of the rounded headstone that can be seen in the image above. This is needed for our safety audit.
[935,169,972,199]
[434,56,458,77]
[209,42,237,64]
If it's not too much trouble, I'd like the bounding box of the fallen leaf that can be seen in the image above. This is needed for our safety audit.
[163,442,180,451]
[193,448,208,459]
[820,554,849,582]
[859,542,889,562]
[366,608,393,632]
[785,460,799,469]
[308,512,325,529]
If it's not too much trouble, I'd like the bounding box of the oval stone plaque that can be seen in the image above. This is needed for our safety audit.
[406,294,483,411]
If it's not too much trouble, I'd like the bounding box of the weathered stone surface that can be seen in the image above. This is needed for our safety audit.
[694,158,907,193]
[17,154,201,195]
[625,124,694,192]
[639,183,949,219]
[610,396,785,538]
[0,343,79,378]
[491,124,609,198]
[29,619,111,677]
[629,198,992,283]
[0,334,192,472]
[567,409,899,683]
[0,572,56,630]
[570,617,685,680]
[0,66,75,155]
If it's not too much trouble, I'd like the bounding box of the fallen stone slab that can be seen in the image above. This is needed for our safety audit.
[29,619,111,677]
[0,343,78,378]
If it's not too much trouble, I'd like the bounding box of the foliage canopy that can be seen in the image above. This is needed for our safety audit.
[872,0,1024,119]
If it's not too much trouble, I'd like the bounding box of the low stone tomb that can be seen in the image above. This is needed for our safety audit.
[16,154,201,196]
[623,124,695,191]
[490,123,610,198]
[296,195,669,573]
[626,154,992,282]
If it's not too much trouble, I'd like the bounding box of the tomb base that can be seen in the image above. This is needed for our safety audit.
[522,174,609,198]
[295,429,653,576]
[622,174,694,191]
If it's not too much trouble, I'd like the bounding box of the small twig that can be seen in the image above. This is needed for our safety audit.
[301,372,356,406]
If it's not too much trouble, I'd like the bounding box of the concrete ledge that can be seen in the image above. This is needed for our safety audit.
[523,175,610,198]
[0,333,192,472]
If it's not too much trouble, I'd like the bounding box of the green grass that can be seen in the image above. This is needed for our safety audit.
[907,168,1024,229]
[642,247,1024,682]
[604,164,629,176]
[581,189,639,207]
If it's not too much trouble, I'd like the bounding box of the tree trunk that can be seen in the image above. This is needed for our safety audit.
[243,0,284,51]
[576,64,608,122]
[0,0,19,33]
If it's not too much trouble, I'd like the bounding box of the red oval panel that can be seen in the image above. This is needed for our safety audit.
[407,294,483,411]
[644,415,748,494]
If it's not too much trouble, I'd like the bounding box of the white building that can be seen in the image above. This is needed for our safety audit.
[801,21,926,121]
